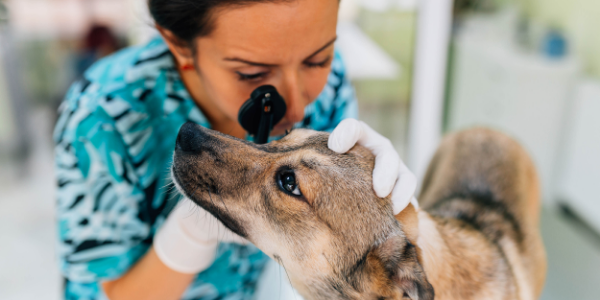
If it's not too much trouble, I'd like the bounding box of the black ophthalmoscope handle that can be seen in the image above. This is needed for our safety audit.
[238,85,287,144]
[255,96,274,144]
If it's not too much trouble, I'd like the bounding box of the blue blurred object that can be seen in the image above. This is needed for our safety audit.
[542,29,568,59]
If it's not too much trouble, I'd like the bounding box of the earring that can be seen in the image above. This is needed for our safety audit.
[180,64,195,71]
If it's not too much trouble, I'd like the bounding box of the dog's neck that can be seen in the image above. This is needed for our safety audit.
[416,211,450,294]
[414,211,495,300]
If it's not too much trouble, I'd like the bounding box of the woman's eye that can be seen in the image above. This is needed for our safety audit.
[236,71,267,81]
[304,56,332,68]
[279,171,302,196]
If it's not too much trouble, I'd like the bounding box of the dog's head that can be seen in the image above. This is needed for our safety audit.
[172,122,433,300]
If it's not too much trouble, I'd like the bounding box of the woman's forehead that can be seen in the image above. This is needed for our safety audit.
[200,0,339,63]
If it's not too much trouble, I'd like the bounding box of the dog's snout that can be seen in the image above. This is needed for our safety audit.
[176,122,209,153]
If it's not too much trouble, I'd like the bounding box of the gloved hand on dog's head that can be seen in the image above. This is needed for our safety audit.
[328,118,419,215]
[154,199,248,274]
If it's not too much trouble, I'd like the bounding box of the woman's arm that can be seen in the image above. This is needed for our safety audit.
[54,86,202,299]
[101,247,195,300]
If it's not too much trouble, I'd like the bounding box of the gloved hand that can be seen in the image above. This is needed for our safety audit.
[328,118,419,215]
[154,198,248,274]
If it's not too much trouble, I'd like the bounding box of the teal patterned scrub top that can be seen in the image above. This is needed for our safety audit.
[53,36,357,300]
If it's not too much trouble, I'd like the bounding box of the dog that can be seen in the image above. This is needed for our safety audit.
[171,122,546,300]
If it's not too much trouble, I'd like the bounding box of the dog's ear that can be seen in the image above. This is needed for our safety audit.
[371,205,433,300]
[374,235,434,300]
[395,203,419,245]
[395,244,434,300]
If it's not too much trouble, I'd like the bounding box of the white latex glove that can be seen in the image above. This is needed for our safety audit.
[328,118,419,215]
[154,198,248,274]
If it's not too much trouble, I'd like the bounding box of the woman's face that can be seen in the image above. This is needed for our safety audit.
[171,0,339,136]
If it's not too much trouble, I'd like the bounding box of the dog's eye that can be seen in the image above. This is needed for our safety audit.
[278,171,302,196]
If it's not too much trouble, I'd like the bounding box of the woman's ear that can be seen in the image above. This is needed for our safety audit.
[156,25,195,68]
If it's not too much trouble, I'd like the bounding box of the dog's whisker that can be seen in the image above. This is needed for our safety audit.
[216,195,232,242]
[207,189,217,208]
[160,184,173,192]
[206,189,224,242]
[159,183,171,190]
[162,185,178,197]
[278,260,282,300]
[217,193,231,215]
[160,180,175,189]
[165,189,181,207]
[275,256,298,300]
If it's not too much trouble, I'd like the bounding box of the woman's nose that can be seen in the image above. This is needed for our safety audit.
[280,74,307,124]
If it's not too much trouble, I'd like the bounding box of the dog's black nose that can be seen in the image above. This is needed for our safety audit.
[176,122,208,153]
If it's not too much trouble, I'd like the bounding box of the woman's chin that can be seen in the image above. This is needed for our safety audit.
[270,123,293,137]
[270,128,287,137]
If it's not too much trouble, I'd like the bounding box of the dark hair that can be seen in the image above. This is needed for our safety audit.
[148,0,292,44]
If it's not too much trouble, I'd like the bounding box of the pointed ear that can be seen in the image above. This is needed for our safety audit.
[395,203,419,245]
[374,206,434,300]
[379,238,434,300]
[395,244,435,300]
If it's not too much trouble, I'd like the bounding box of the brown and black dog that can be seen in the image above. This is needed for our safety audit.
[172,122,546,300]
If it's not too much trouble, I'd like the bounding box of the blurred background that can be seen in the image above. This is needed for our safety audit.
[0,0,599,299]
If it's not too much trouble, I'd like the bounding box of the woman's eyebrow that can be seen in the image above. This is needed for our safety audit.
[223,57,277,67]
[223,36,338,67]
[305,36,337,60]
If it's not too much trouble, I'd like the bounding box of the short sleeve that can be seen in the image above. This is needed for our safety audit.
[301,50,359,132]
[54,80,151,282]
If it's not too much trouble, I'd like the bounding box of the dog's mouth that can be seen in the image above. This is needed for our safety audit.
[172,167,249,239]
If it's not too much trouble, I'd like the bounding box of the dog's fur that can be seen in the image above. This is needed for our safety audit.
[172,123,546,300]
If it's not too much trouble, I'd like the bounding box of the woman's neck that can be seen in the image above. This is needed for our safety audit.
[178,68,247,139]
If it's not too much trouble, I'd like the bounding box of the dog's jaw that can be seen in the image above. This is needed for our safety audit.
[170,165,249,238]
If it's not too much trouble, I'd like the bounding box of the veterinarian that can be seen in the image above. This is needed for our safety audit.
[54,0,417,299]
